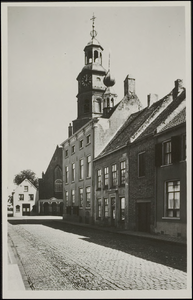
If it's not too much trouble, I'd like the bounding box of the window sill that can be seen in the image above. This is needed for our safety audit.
[162,217,180,220]
[86,143,91,147]
[160,163,173,168]
[79,179,84,181]
[85,206,91,209]
[96,188,101,191]
[86,177,91,179]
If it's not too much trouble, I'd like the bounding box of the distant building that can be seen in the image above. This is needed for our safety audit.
[13,178,38,217]
[38,146,63,215]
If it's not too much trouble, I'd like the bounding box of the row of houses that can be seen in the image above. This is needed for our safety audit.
[11,17,187,239]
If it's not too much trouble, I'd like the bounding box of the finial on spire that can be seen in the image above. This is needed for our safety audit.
[90,13,97,39]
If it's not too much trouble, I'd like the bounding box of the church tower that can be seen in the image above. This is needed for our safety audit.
[73,14,107,133]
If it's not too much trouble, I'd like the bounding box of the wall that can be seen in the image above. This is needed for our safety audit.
[94,148,129,229]
[62,122,94,224]
[129,137,156,232]
[155,125,186,238]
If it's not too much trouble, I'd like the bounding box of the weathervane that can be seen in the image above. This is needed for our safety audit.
[90,13,97,39]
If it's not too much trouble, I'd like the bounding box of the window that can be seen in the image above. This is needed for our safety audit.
[72,163,75,182]
[71,145,75,154]
[79,188,83,207]
[16,205,20,212]
[112,164,117,186]
[19,194,24,200]
[163,141,171,165]
[86,134,91,144]
[79,140,83,149]
[71,189,75,206]
[65,149,68,157]
[87,155,91,178]
[104,167,109,187]
[120,197,125,221]
[29,194,34,201]
[65,166,69,184]
[79,159,84,180]
[86,187,91,207]
[24,186,28,192]
[55,179,62,192]
[138,152,145,177]
[65,191,69,206]
[166,181,180,218]
[97,199,102,218]
[120,161,126,185]
[97,169,102,189]
[104,198,109,218]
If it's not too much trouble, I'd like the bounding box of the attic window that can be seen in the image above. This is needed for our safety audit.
[24,186,28,192]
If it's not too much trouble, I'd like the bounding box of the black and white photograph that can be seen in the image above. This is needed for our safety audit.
[2,1,191,299]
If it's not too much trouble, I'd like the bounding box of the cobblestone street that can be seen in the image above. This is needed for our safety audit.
[7,219,187,291]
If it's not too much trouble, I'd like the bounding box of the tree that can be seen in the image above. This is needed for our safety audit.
[8,194,13,205]
[13,169,39,188]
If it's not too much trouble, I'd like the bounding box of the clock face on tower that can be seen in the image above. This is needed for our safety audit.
[81,74,92,88]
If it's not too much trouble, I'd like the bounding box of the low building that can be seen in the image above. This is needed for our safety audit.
[38,145,63,215]
[13,178,38,217]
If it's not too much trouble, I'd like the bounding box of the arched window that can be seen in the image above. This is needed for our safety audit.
[16,205,20,212]
[94,50,99,63]
[111,98,114,107]
[107,98,110,107]
[54,166,62,193]
[88,51,92,63]
[55,179,62,192]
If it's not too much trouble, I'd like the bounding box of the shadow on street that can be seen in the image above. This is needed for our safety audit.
[8,218,187,272]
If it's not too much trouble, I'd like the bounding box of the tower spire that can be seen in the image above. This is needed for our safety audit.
[90,13,97,39]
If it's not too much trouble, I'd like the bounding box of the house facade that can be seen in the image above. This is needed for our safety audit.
[38,145,63,215]
[93,80,186,238]
[154,106,186,237]
[13,178,38,217]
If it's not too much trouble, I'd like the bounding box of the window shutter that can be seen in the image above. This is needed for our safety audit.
[171,135,181,163]
[155,143,162,167]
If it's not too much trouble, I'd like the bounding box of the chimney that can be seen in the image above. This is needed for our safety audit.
[124,75,135,96]
[147,93,158,107]
[68,123,73,138]
[173,79,183,99]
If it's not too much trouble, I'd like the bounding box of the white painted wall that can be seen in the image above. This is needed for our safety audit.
[13,179,37,217]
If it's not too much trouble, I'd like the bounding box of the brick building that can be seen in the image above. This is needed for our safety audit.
[93,80,186,238]
[38,145,63,215]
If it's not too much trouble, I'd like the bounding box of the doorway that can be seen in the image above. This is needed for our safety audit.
[137,202,151,232]
[22,204,30,216]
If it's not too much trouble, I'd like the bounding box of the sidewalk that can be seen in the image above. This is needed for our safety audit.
[60,219,187,246]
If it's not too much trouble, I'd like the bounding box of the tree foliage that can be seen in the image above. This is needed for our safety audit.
[13,169,39,188]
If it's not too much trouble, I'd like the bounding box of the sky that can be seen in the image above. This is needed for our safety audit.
[2,2,190,195]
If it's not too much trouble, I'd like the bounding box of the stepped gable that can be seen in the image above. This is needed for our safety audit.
[159,107,186,132]
[135,88,186,141]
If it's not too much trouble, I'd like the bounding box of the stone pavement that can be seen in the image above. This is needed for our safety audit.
[61,219,187,246]
[7,218,188,291]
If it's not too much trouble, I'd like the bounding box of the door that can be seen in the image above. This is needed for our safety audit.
[22,204,30,216]
[137,202,151,232]
[111,197,116,226]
